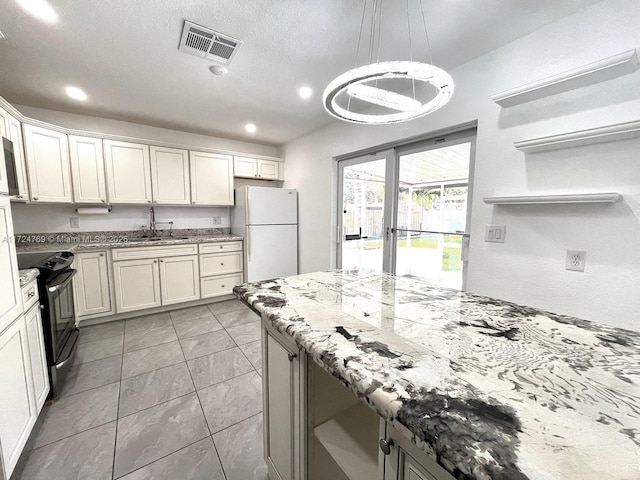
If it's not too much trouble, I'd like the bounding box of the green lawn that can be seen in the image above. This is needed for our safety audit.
[363,235,462,272]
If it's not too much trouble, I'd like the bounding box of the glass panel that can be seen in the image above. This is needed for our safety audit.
[395,231,464,289]
[341,159,386,274]
[395,142,471,289]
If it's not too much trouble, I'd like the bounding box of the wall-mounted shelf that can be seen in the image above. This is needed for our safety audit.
[513,120,640,153]
[491,49,639,107]
[483,193,621,205]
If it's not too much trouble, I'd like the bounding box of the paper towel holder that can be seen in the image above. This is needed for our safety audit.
[75,206,112,215]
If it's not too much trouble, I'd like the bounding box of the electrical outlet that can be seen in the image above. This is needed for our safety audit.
[212,216,222,225]
[485,225,506,243]
[70,217,80,229]
[566,250,586,272]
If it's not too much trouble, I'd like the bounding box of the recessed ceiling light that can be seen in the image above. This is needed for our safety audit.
[65,86,88,101]
[298,86,313,100]
[209,65,228,76]
[244,123,257,134]
[17,0,58,24]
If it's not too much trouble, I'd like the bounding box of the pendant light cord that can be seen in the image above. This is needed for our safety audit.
[419,0,434,65]
[406,0,416,99]
[349,0,369,112]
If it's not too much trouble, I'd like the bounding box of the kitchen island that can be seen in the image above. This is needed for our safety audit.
[234,270,640,480]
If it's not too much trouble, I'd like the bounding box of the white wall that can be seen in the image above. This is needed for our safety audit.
[11,203,230,233]
[282,0,640,331]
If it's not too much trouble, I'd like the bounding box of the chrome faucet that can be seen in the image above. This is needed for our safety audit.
[148,206,174,237]
[150,206,157,237]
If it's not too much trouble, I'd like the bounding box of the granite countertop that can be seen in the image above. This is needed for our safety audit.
[234,270,640,480]
[18,268,39,287]
[15,232,243,253]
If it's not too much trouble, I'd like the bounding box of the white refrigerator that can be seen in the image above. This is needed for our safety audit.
[231,186,298,282]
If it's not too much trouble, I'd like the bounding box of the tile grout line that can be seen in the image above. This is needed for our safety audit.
[111,333,125,480]
[112,436,218,480]
[212,410,263,437]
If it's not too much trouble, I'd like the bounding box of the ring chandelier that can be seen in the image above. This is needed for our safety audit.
[322,0,454,125]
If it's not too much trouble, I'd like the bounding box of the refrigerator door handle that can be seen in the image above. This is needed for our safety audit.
[246,227,251,262]
[246,189,251,225]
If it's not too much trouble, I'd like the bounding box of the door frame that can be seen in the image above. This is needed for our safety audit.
[335,125,477,290]
[336,149,395,273]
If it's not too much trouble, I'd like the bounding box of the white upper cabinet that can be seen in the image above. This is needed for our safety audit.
[104,140,152,204]
[234,156,281,180]
[7,115,30,201]
[257,159,279,180]
[234,156,257,177]
[22,124,72,203]
[150,146,190,205]
[69,135,107,204]
[189,151,233,206]
[0,106,9,138]
[0,196,22,334]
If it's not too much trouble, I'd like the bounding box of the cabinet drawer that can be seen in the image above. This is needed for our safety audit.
[199,241,242,254]
[112,243,198,260]
[21,280,39,313]
[200,252,243,277]
[201,274,243,298]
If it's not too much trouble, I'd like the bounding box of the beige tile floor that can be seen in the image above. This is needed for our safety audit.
[13,300,267,480]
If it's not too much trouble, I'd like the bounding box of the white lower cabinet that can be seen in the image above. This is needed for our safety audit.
[383,422,455,480]
[262,324,457,480]
[24,303,49,411]
[0,312,47,480]
[199,241,243,299]
[263,320,304,480]
[113,258,161,313]
[73,251,112,318]
[159,255,200,305]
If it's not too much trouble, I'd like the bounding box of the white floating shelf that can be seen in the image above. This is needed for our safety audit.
[492,49,639,107]
[313,402,379,480]
[513,119,640,153]
[483,193,621,205]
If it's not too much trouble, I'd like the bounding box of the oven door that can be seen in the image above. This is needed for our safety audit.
[47,269,77,362]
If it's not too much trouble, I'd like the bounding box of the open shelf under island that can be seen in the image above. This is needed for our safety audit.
[234,270,640,480]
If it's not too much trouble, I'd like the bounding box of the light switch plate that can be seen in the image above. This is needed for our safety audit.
[70,217,80,229]
[485,225,506,243]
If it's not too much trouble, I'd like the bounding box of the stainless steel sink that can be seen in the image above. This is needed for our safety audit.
[137,236,191,241]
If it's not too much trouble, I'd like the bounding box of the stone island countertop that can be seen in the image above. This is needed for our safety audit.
[234,270,640,480]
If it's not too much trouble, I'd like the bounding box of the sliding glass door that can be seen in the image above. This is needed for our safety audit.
[337,130,475,290]
[337,150,394,275]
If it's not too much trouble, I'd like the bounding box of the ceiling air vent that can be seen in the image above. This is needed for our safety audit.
[178,20,242,66]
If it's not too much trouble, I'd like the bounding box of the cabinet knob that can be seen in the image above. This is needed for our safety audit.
[101,199,106,203]
[33,197,38,201]
[192,201,196,204]
[287,353,297,362]
[28,291,35,298]
[153,260,157,263]
[99,253,105,257]
[220,262,224,265]
[379,438,394,456]
[221,284,225,288]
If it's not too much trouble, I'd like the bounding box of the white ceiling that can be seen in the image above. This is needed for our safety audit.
[0,0,601,146]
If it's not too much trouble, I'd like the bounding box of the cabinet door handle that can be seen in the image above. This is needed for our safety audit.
[287,353,297,362]
[379,438,394,455]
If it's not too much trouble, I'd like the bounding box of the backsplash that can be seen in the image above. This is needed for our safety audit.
[10,203,231,234]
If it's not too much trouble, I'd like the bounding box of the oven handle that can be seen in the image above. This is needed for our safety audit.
[47,269,77,293]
